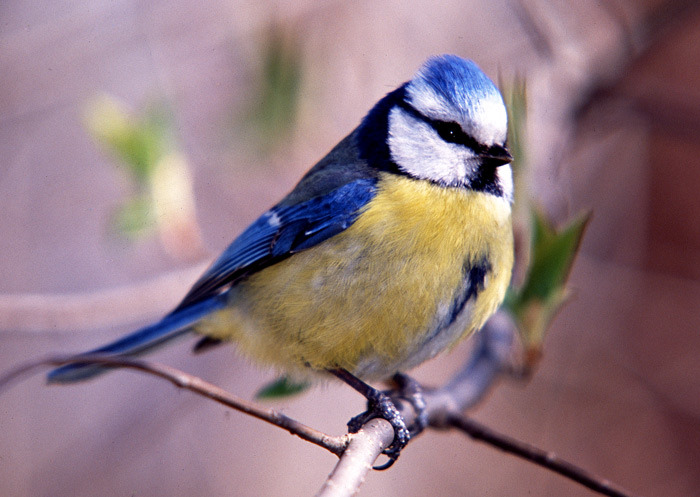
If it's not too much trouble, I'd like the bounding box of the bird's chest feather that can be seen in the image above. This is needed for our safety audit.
[208,175,513,377]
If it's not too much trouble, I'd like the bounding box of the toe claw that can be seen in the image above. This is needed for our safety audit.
[328,369,420,470]
[346,390,411,469]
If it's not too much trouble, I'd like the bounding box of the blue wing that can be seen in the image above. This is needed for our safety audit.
[47,178,378,383]
[47,295,228,383]
[172,177,378,312]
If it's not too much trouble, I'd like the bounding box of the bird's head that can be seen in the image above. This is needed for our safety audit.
[358,55,513,200]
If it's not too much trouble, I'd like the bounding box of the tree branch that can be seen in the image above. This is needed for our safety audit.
[441,311,516,411]
[0,313,639,497]
[511,0,556,60]
[0,354,347,456]
[315,418,394,497]
[443,413,639,497]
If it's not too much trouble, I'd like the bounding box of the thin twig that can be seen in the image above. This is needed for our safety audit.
[0,354,347,456]
[444,413,640,497]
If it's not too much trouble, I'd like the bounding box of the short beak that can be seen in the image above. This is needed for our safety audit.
[480,145,513,167]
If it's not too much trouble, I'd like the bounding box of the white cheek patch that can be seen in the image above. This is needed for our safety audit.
[496,164,513,203]
[388,107,478,186]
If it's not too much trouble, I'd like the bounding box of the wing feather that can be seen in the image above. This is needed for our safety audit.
[171,178,377,312]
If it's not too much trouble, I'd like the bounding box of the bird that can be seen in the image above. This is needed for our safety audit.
[48,54,514,466]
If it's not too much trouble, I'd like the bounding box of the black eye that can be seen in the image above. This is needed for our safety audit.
[433,120,473,147]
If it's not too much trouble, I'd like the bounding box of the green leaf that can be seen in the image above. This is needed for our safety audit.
[84,95,201,246]
[519,210,590,303]
[256,377,310,399]
[505,209,590,359]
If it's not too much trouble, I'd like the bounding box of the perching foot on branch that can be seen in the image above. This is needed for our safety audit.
[347,386,410,469]
[329,368,411,470]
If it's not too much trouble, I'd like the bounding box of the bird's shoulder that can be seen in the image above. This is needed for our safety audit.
[278,128,380,206]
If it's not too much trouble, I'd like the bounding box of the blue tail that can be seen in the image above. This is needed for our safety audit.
[47,295,227,384]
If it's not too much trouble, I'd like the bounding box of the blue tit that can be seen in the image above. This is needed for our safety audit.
[48,54,514,462]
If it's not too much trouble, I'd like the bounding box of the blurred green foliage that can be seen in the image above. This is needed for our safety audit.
[84,95,204,259]
[85,96,176,186]
[113,196,156,238]
[514,212,589,306]
[256,376,310,399]
[246,22,303,153]
[501,75,527,185]
[85,96,176,237]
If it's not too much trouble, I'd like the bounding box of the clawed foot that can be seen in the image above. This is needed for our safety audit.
[347,387,411,469]
[329,369,428,470]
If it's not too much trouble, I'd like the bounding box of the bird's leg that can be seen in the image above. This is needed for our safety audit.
[390,372,428,436]
[328,368,410,469]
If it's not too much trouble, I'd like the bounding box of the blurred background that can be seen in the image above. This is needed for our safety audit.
[1,0,699,496]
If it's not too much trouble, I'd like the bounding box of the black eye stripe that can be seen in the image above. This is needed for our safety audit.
[432,121,476,147]
[396,100,485,153]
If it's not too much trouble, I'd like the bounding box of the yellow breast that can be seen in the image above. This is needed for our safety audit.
[198,173,513,379]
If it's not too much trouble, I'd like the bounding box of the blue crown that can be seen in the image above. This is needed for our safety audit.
[409,55,501,120]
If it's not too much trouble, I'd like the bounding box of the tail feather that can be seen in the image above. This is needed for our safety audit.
[47,295,227,384]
